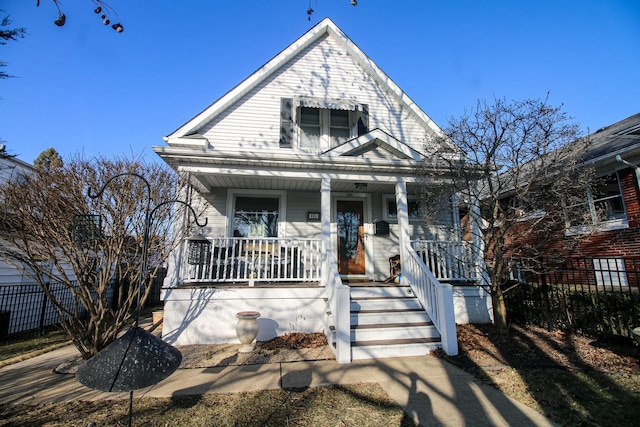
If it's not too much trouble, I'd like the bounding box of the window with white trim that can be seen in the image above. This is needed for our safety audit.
[564,172,627,233]
[278,97,369,151]
[593,258,628,287]
[383,195,422,221]
[233,196,279,238]
[299,107,355,150]
[498,194,546,221]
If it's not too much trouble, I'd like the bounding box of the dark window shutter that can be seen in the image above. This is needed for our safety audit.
[279,98,293,147]
[357,104,369,136]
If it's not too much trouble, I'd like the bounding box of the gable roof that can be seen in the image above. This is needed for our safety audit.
[323,129,425,161]
[579,112,640,165]
[165,18,443,142]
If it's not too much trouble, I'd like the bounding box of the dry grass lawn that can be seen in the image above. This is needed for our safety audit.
[0,383,414,427]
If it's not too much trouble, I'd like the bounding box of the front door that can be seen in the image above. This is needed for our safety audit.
[337,200,365,275]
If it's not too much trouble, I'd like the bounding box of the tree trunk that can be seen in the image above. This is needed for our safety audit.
[491,286,509,334]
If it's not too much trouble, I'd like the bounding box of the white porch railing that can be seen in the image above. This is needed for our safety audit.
[404,245,458,355]
[183,237,322,284]
[411,240,478,281]
[323,250,350,364]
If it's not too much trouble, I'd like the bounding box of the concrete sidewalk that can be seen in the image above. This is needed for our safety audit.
[0,345,558,427]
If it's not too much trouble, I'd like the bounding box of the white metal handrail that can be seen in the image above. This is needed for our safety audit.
[324,250,350,364]
[411,240,477,281]
[183,237,322,284]
[404,246,458,356]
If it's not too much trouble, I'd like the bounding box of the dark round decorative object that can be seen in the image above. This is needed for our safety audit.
[94,7,102,14]
[76,327,182,392]
[54,13,66,27]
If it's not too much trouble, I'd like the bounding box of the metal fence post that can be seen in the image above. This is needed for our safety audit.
[38,282,50,335]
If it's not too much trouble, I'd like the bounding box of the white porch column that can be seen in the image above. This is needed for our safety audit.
[321,178,332,278]
[395,180,411,284]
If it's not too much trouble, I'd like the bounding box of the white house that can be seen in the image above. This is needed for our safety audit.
[0,150,65,337]
[0,151,38,285]
[154,18,492,363]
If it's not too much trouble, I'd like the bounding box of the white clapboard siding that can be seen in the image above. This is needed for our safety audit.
[285,191,322,238]
[0,260,37,286]
[199,35,434,154]
[197,187,228,237]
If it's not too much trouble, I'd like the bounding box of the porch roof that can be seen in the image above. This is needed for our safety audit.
[154,145,447,193]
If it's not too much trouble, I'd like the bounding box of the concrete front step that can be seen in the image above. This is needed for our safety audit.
[351,309,432,325]
[332,322,439,341]
[350,337,442,360]
[349,285,414,299]
[325,284,443,361]
[350,297,422,311]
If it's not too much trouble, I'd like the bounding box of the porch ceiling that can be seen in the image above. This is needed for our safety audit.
[192,173,419,194]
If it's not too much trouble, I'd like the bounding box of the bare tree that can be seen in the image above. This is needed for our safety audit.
[0,153,204,358]
[419,96,590,333]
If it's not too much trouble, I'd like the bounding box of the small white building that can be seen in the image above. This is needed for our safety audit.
[154,18,492,363]
[0,152,38,285]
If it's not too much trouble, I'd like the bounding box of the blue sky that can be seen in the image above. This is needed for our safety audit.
[1,1,639,165]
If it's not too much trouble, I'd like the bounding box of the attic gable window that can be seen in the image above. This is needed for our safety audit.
[299,107,321,149]
[279,97,368,151]
[299,107,353,150]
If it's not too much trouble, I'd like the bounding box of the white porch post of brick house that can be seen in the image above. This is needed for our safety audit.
[395,180,411,285]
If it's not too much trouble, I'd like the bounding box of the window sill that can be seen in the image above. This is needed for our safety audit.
[382,217,423,223]
[565,219,629,236]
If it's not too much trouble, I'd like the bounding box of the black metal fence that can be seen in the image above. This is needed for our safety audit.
[0,281,115,341]
[146,267,166,306]
[0,269,166,342]
[505,257,640,339]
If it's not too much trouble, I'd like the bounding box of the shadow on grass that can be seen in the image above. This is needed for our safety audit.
[445,324,640,426]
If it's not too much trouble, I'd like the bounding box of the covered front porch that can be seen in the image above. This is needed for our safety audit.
[158,146,488,363]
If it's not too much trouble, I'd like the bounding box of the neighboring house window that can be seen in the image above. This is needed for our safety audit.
[233,196,280,238]
[564,173,627,233]
[383,195,422,221]
[593,258,628,287]
[498,195,546,221]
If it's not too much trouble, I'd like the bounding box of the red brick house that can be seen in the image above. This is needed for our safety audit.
[509,112,640,287]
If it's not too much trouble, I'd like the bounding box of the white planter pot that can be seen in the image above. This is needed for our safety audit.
[235,311,261,353]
